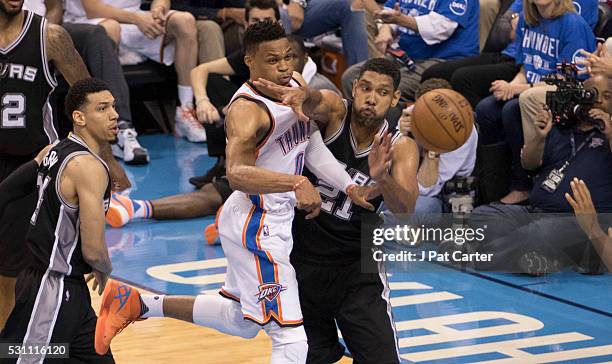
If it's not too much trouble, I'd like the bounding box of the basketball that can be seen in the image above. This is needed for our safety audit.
[412,89,474,153]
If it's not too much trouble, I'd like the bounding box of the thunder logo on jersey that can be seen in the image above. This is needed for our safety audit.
[515,12,595,84]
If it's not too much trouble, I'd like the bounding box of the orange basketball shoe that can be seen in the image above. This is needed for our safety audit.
[204,205,223,246]
[95,280,144,355]
[105,193,134,228]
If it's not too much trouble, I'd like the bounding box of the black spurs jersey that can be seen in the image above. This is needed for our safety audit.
[292,100,402,265]
[26,134,111,277]
[0,10,58,156]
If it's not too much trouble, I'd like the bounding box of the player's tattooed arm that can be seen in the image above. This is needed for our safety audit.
[370,134,419,214]
[46,24,90,84]
[225,99,305,194]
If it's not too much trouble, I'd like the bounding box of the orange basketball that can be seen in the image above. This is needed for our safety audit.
[412,89,474,153]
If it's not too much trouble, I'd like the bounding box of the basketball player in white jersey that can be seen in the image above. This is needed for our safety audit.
[93,20,378,363]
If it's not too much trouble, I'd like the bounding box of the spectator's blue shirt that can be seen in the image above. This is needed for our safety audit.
[530,127,612,212]
[503,0,597,59]
[513,12,595,83]
[384,0,479,60]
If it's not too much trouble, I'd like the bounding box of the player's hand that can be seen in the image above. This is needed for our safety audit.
[253,78,309,121]
[287,2,305,31]
[534,104,553,139]
[589,108,612,139]
[196,99,222,124]
[136,12,165,39]
[150,6,167,27]
[86,270,109,296]
[294,178,322,219]
[34,144,54,166]
[369,133,393,182]
[398,106,413,136]
[108,161,131,192]
[565,178,603,239]
[376,3,404,25]
[346,185,376,211]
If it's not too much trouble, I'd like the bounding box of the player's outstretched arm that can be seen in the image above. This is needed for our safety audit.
[66,155,113,276]
[370,134,419,214]
[46,24,90,85]
[305,128,375,211]
[252,77,346,131]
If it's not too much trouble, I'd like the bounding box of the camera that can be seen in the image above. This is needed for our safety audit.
[544,62,602,128]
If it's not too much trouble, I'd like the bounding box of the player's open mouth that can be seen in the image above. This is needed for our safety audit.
[280,75,292,83]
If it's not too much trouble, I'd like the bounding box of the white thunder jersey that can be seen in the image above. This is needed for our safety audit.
[217,79,311,327]
[228,80,310,212]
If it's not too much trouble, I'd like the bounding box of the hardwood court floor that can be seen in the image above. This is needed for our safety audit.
[89,282,350,364]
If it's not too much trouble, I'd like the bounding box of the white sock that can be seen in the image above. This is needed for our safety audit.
[178,85,194,108]
[141,294,165,318]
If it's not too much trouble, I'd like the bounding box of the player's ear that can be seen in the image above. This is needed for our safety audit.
[351,79,358,99]
[72,110,86,127]
[244,53,253,70]
[391,89,401,107]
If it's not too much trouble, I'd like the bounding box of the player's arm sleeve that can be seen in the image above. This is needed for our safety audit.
[305,126,353,193]
[0,160,39,217]
[414,12,459,45]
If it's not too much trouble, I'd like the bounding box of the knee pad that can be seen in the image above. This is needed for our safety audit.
[264,324,308,364]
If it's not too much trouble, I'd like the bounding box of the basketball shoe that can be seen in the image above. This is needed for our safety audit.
[175,106,207,142]
[111,126,149,165]
[105,193,153,228]
[95,280,145,355]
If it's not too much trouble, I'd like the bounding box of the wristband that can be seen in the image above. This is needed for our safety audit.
[292,177,308,191]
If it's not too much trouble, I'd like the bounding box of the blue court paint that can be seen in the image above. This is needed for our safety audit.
[106,135,612,363]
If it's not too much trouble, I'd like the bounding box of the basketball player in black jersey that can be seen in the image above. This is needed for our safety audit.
[254,58,419,363]
[0,78,116,363]
[0,0,129,330]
